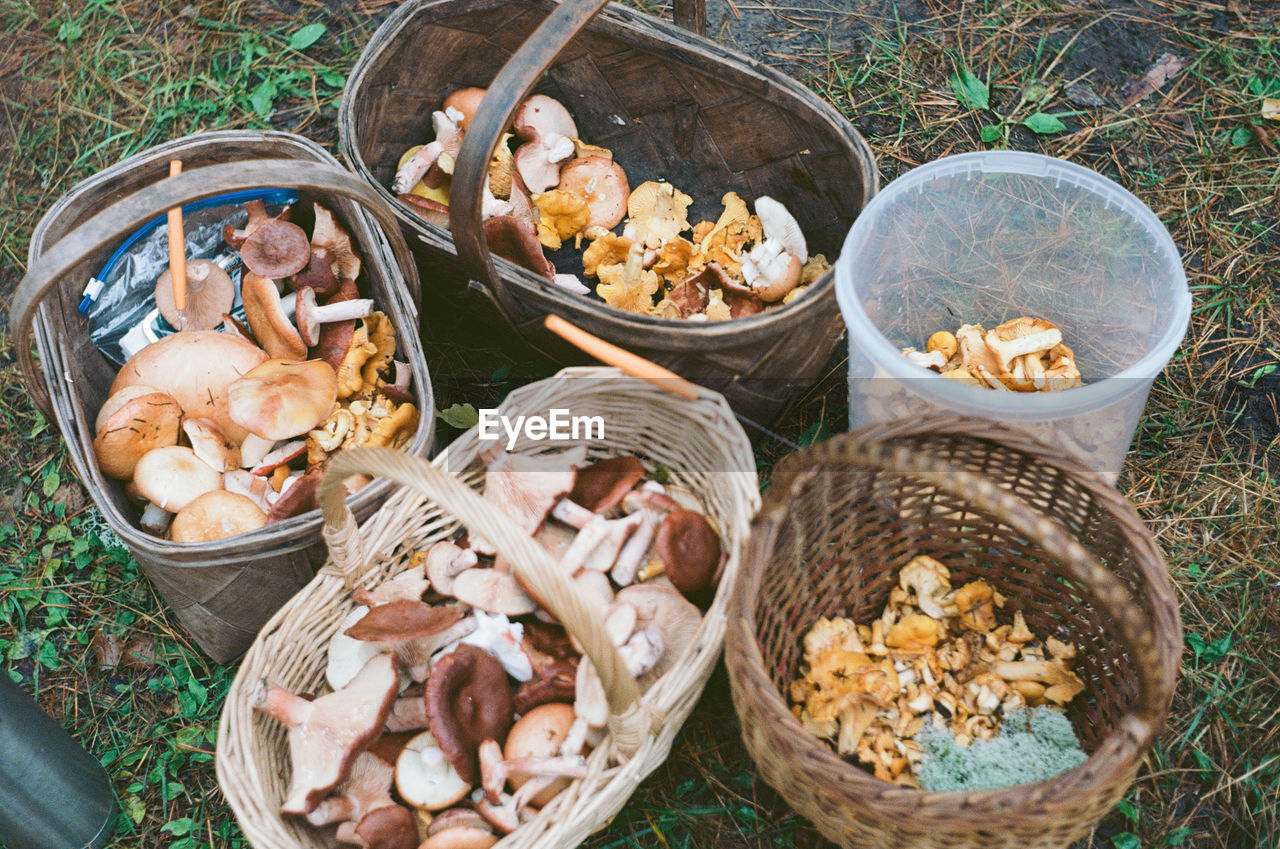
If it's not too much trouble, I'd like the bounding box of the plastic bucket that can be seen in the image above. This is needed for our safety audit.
[835,151,1191,477]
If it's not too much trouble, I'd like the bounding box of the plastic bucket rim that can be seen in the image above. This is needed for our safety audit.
[834,150,1191,420]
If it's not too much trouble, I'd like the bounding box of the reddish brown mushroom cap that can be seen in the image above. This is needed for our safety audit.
[351,805,419,849]
[92,391,184,480]
[398,194,451,228]
[426,644,515,785]
[484,215,554,280]
[513,94,578,142]
[266,468,324,523]
[569,456,646,513]
[443,87,487,130]
[345,600,466,643]
[240,218,311,278]
[169,490,267,542]
[654,509,722,596]
[154,259,234,331]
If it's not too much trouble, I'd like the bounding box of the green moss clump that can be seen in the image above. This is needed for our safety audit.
[916,707,1088,792]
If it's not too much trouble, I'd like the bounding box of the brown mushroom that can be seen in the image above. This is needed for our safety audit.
[335,803,419,849]
[133,445,223,515]
[443,86,487,130]
[483,215,555,280]
[653,509,722,596]
[303,750,398,827]
[223,200,288,250]
[471,444,586,554]
[109,331,269,443]
[266,468,324,523]
[92,391,184,480]
[240,218,312,279]
[169,490,266,542]
[250,652,398,815]
[228,359,338,442]
[154,259,234,331]
[568,455,645,513]
[425,644,515,785]
[294,286,375,348]
[241,272,306,361]
[345,600,470,682]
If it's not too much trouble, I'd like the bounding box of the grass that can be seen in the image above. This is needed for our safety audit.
[1,1,1278,848]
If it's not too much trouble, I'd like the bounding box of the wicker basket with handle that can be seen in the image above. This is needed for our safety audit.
[340,0,878,425]
[724,417,1181,849]
[9,131,436,663]
[216,366,760,848]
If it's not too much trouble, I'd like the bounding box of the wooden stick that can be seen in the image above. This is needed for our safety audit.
[166,159,186,312]
[543,314,701,400]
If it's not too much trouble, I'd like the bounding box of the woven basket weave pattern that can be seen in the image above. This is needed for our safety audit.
[217,367,760,849]
[725,419,1180,849]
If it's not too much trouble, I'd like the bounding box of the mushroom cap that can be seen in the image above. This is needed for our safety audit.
[345,600,466,643]
[395,729,472,811]
[228,358,337,441]
[654,509,722,596]
[626,182,693,249]
[327,605,381,690]
[483,215,554,280]
[95,384,163,433]
[169,489,267,542]
[398,193,451,227]
[568,455,646,513]
[132,445,224,513]
[351,804,419,849]
[425,644,515,785]
[614,583,702,689]
[182,417,240,472]
[240,218,311,278]
[443,87,487,130]
[265,468,324,523]
[92,391,183,480]
[241,272,307,361]
[154,259,235,331]
[558,157,630,231]
[753,196,807,262]
[513,94,578,142]
[110,331,269,443]
[308,203,362,284]
[503,702,578,807]
[421,827,499,849]
[451,569,537,617]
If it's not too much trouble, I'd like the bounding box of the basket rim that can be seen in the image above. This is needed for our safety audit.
[336,0,879,338]
[24,129,437,562]
[216,365,763,849]
[726,416,1182,824]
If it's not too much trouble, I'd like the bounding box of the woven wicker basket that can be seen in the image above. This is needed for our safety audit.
[339,0,878,425]
[216,366,760,848]
[10,131,436,663]
[724,417,1181,849]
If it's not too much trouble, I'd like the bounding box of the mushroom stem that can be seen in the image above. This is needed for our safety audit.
[550,498,595,529]
[479,739,587,804]
[140,502,171,534]
[609,510,659,586]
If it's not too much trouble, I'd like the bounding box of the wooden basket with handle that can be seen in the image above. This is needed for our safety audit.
[725,417,1182,849]
[216,365,760,848]
[10,131,436,663]
[339,0,879,425]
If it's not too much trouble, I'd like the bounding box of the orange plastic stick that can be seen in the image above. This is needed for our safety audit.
[544,314,701,400]
[166,159,187,312]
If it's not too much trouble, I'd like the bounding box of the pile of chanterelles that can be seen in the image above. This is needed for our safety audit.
[902,316,1084,392]
[789,555,1086,786]
[92,202,417,541]
[393,88,830,320]
[253,447,723,848]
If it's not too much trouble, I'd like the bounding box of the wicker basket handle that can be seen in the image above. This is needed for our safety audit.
[767,439,1173,731]
[450,0,705,319]
[318,446,654,756]
[10,160,421,421]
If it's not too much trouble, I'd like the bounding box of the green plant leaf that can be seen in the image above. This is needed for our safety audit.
[980,124,1003,143]
[1114,799,1138,822]
[1113,833,1141,849]
[320,70,346,88]
[287,23,326,51]
[950,67,989,111]
[249,79,276,117]
[162,818,194,837]
[1230,126,1253,147]
[123,794,147,824]
[1022,112,1067,134]
[1165,827,1194,846]
[55,20,83,43]
[436,403,480,430]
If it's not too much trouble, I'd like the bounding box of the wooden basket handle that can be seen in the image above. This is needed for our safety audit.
[764,436,1174,734]
[450,0,705,321]
[318,445,653,756]
[11,160,421,421]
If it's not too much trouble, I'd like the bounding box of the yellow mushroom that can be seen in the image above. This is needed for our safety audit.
[361,312,397,389]
[365,402,420,448]
[625,181,692,249]
[596,241,660,314]
[533,189,591,250]
[337,325,378,400]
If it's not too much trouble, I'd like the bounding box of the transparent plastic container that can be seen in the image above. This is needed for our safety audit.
[836,151,1191,478]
